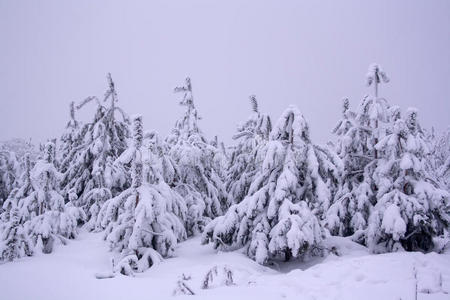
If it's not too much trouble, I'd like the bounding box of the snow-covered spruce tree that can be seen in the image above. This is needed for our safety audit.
[0,207,33,262]
[0,150,20,207]
[60,74,130,229]
[0,154,34,223]
[331,98,356,160]
[167,77,228,235]
[0,140,36,217]
[363,63,392,161]
[326,64,392,239]
[366,63,389,99]
[97,116,186,275]
[209,135,229,197]
[436,128,450,191]
[427,127,450,191]
[326,97,373,238]
[203,106,341,265]
[144,130,183,191]
[226,95,272,205]
[17,142,84,254]
[366,108,449,253]
[0,138,37,160]
[143,131,188,232]
[58,101,83,173]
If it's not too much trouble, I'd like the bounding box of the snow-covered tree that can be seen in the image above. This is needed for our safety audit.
[167,77,202,145]
[367,108,450,253]
[427,127,450,191]
[203,106,341,265]
[61,74,130,229]
[331,98,356,160]
[326,64,392,240]
[144,131,179,187]
[0,207,33,261]
[0,139,35,209]
[326,98,372,238]
[1,154,34,223]
[366,63,389,99]
[167,77,228,235]
[0,150,20,207]
[0,138,37,161]
[97,116,186,275]
[226,95,272,205]
[58,101,82,173]
[0,139,38,213]
[17,142,84,254]
[143,130,187,234]
[436,129,450,191]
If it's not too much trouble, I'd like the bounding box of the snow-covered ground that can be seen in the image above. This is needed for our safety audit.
[0,231,449,300]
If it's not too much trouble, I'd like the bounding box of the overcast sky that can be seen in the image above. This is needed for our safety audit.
[1,0,449,146]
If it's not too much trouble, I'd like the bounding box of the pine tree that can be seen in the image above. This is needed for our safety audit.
[1,154,34,222]
[427,127,450,191]
[145,131,179,187]
[366,63,389,99]
[367,108,450,253]
[58,101,83,173]
[437,130,450,191]
[326,64,392,240]
[18,142,84,254]
[60,74,130,229]
[226,95,272,205]
[203,106,340,265]
[167,77,202,145]
[209,135,229,197]
[167,77,228,235]
[0,207,33,261]
[0,150,20,207]
[0,140,36,219]
[97,116,187,275]
[0,138,36,160]
[326,97,372,238]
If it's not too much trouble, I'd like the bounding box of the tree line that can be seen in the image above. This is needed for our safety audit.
[0,64,449,275]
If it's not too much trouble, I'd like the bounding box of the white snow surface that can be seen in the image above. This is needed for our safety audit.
[0,231,449,300]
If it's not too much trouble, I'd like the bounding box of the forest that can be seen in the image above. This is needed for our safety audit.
[0,64,449,298]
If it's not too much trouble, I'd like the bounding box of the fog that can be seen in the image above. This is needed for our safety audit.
[1,0,449,145]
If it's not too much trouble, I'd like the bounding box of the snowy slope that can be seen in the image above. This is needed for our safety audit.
[0,231,448,300]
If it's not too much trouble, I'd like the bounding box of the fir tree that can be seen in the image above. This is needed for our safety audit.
[58,101,83,173]
[97,116,187,275]
[167,77,228,235]
[145,131,179,187]
[366,63,389,99]
[18,142,84,254]
[61,74,130,229]
[427,127,450,191]
[326,64,392,240]
[1,154,34,223]
[226,95,272,205]
[367,108,450,253]
[0,207,33,262]
[203,106,340,265]
[0,150,20,207]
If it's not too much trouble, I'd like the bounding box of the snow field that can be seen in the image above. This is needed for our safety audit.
[1,231,448,300]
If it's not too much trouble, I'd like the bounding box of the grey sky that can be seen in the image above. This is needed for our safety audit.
[1,0,449,146]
